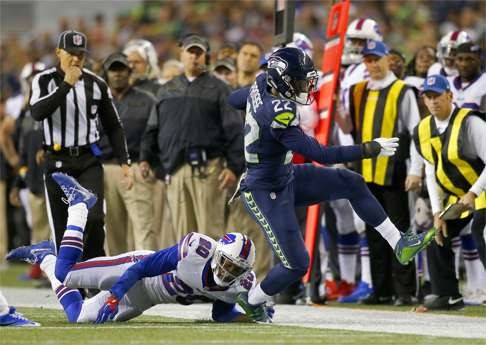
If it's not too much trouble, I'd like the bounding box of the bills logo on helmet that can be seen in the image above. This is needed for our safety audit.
[220,233,236,244]
[267,56,288,75]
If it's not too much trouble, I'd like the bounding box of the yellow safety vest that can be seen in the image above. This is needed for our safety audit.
[413,107,486,215]
[350,79,409,186]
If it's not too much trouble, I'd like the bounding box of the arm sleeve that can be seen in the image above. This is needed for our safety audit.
[97,83,130,165]
[219,85,245,175]
[271,126,365,164]
[109,244,179,300]
[466,116,486,195]
[424,160,443,214]
[211,300,244,323]
[408,140,424,176]
[30,74,72,121]
[228,87,250,110]
[399,89,421,135]
[139,103,160,164]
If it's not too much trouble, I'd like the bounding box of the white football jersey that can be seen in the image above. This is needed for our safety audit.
[427,62,457,78]
[448,73,486,111]
[404,76,425,92]
[143,233,255,305]
[340,63,369,113]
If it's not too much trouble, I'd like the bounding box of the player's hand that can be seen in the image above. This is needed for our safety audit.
[362,137,399,158]
[218,168,236,191]
[373,137,399,157]
[95,295,119,324]
[405,174,422,192]
[458,191,476,212]
[433,212,447,247]
[121,164,134,190]
[64,66,82,86]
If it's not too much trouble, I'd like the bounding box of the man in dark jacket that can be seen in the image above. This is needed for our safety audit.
[140,33,245,242]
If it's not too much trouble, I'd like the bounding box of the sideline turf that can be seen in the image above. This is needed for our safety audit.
[2,308,485,345]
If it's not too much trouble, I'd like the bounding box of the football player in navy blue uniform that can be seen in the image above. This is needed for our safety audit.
[229,47,436,321]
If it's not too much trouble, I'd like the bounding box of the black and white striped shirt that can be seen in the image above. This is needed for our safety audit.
[30,66,130,164]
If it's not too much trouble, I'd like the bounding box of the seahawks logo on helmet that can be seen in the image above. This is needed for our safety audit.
[267,56,288,75]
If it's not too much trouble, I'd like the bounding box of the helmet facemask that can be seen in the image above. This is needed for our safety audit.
[282,70,318,105]
[211,249,252,287]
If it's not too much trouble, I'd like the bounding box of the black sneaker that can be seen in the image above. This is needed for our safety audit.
[358,293,393,305]
[424,295,464,311]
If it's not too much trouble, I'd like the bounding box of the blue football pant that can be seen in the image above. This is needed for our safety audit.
[241,164,387,295]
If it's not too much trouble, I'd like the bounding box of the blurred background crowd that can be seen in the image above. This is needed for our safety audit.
[2,0,485,79]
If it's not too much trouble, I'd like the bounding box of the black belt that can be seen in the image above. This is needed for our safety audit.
[44,145,92,157]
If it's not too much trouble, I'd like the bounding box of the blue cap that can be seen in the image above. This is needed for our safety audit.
[362,40,389,57]
[421,75,450,94]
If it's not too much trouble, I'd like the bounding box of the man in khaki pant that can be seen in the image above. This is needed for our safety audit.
[103,163,155,253]
[140,34,244,243]
[101,53,156,254]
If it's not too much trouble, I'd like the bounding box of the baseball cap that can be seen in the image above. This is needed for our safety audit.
[456,42,481,55]
[214,58,236,72]
[103,53,131,71]
[180,34,210,52]
[421,75,450,94]
[57,30,88,54]
[362,40,389,58]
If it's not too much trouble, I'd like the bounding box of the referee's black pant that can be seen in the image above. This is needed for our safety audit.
[44,150,105,260]
[427,210,486,296]
[365,182,416,299]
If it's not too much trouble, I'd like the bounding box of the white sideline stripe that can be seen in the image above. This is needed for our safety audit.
[2,287,485,339]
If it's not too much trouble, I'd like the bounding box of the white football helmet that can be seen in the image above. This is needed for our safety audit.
[211,233,255,287]
[123,39,160,79]
[436,30,471,65]
[342,18,383,66]
[287,32,314,59]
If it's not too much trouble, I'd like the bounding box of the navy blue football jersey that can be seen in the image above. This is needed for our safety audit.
[242,73,300,190]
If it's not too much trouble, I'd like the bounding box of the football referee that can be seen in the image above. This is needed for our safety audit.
[29,30,131,260]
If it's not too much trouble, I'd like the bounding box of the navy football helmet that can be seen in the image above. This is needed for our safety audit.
[266,47,318,105]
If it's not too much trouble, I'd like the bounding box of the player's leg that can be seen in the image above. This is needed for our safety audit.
[76,288,147,323]
[49,173,97,282]
[293,164,435,264]
[6,241,84,323]
[240,185,309,307]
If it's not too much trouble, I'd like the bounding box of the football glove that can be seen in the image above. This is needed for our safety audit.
[95,294,119,324]
[362,137,399,158]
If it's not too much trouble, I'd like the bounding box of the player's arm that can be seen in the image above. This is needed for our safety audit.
[271,124,397,164]
[95,244,179,324]
[211,300,248,323]
[228,86,250,110]
[109,244,179,300]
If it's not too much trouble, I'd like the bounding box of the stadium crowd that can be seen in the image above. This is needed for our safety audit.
[1,0,485,325]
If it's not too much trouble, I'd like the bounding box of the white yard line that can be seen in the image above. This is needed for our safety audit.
[2,287,485,339]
